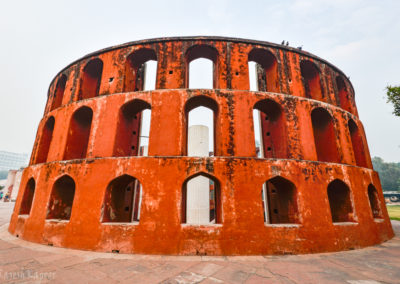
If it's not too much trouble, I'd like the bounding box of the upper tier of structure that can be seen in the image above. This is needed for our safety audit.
[44,36,357,117]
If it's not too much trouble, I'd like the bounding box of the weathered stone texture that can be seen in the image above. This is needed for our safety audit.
[8,37,393,255]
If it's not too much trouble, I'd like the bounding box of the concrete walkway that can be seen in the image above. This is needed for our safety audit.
[0,202,399,283]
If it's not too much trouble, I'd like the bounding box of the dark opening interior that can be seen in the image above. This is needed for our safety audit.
[35,116,55,164]
[248,48,279,92]
[368,184,383,219]
[181,173,221,224]
[336,76,352,112]
[348,119,367,167]
[254,99,287,158]
[19,178,36,215]
[46,175,75,220]
[300,60,323,101]
[50,74,67,111]
[265,176,299,224]
[185,45,218,88]
[311,107,340,163]
[327,179,355,223]
[113,99,151,157]
[124,48,157,92]
[63,107,93,160]
[79,59,103,100]
[102,175,141,222]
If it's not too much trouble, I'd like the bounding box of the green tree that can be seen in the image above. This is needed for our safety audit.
[372,157,400,191]
[386,85,400,116]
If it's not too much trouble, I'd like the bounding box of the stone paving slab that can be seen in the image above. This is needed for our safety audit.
[0,202,399,283]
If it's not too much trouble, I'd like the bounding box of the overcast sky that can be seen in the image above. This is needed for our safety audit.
[0,0,399,162]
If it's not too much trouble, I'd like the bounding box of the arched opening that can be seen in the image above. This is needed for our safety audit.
[348,119,367,167]
[124,48,157,92]
[253,99,287,158]
[19,178,35,215]
[79,58,103,100]
[189,58,213,89]
[185,96,218,156]
[182,173,221,225]
[186,45,218,89]
[262,176,299,224]
[311,107,340,163]
[336,76,351,112]
[46,175,75,220]
[327,179,355,223]
[248,48,279,92]
[35,116,55,164]
[102,175,142,223]
[50,74,67,111]
[368,184,383,219]
[63,106,93,160]
[300,60,323,101]
[113,100,151,157]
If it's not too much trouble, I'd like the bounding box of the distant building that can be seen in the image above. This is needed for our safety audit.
[3,168,25,202]
[0,151,28,171]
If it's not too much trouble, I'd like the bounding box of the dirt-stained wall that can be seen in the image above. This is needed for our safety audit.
[9,37,393,255]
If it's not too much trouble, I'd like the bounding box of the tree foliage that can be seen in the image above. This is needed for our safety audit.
[372,157,400,192]
[386,85,400,116]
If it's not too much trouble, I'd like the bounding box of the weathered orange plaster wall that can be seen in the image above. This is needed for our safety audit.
[10,37,393,255]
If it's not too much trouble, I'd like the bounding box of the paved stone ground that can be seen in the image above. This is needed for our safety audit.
[0,202,399,283]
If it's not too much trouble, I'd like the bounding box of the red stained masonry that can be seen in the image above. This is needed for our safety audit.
[9,37,393,255]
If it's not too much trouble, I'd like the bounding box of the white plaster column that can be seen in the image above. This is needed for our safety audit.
[11,169,24,202]
[3,170,17,202]
[188,125,209,157]
[186,125,210,224]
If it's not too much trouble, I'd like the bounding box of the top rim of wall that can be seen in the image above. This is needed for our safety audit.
[49,36,354,93]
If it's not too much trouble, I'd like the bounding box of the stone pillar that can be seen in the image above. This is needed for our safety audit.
[188,125,209,157]
[3,170,17,202]
[11,169,24,202]
[187,125,210,224]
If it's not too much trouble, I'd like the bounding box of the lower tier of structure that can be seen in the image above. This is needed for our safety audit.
[9,157,394,255]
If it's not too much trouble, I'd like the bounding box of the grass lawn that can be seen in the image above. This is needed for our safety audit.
[386,205,400,221]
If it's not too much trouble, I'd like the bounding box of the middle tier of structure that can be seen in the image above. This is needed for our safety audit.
[31,89,372,169]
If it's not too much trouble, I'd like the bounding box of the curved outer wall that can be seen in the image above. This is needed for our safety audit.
[9,37,394,255]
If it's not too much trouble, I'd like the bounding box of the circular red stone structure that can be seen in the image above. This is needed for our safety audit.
[9,37,394,255]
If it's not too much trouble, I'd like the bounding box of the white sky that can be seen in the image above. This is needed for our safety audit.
[0,0,399,162]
